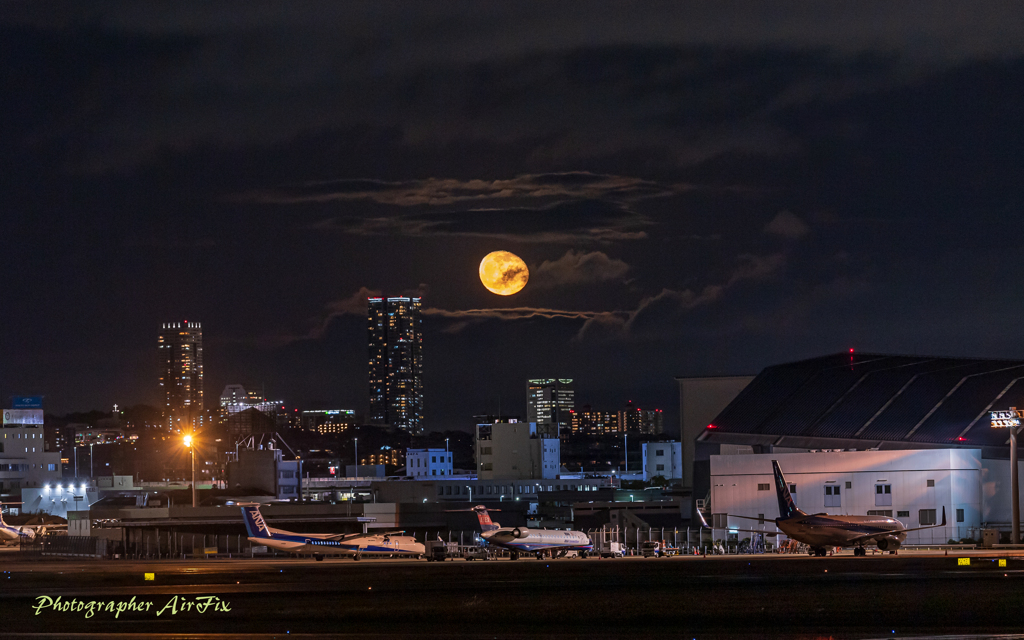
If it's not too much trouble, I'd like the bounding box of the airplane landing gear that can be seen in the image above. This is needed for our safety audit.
[810,547,827,557]
[853,547,866,557]
[510,551,520,561]
[314,554,324,561]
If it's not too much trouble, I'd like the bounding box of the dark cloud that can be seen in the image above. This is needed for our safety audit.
[1,2,1023,428]
[532,250,630,288]
[241,172,675,206]
[6,3,1022,172]
[308,199,651,243]
[764,210,810,239]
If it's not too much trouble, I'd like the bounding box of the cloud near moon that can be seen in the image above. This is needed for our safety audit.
[479,251,529,295]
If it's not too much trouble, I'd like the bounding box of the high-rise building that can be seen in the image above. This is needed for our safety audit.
[367,297,423,433]
[526,378,574,438]
[619,401,664,434]
[159,321,204,431]
[569,405,620,435]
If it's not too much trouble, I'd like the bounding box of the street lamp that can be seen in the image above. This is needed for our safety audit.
[991,408,1022,543]
[184,434,196,508]
[354,437,359,473]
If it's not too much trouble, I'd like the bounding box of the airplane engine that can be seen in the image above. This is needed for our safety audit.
[511,527,529,539]
[876,538,901,551]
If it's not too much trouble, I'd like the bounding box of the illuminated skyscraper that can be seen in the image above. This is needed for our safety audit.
[368,297,423,433]
[526,378,575,438]
[159,321,204,430]
[619,400,664,434]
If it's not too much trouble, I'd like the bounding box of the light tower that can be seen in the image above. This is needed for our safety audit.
[991,408,1022,543]
[184,434,196,508]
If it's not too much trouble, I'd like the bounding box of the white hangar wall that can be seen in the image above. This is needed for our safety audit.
[710,449,985,544]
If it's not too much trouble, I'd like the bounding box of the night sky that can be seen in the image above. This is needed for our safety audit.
[2,3,1023,433]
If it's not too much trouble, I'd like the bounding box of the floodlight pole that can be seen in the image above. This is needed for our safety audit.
[1012,426,1020,545]
[991,408,1022,544]
[191,445,197,508]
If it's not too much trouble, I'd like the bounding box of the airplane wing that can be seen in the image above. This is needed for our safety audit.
[726,514,775,524]
[321,532,363,541]
[847,506,947,544]
[321,529,407,541]
[716,526,780,536]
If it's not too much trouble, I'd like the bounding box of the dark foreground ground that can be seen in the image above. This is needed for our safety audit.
[1,553,1023,638]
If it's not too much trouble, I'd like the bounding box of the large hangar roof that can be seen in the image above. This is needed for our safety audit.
[701,353,1024,449]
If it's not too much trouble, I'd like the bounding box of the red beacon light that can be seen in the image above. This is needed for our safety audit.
[957,437,967,442]
[707,424,718,429]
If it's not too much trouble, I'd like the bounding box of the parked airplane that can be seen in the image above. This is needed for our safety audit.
[726,460,946,556]
[459,505,593,560]
[240,504,425,561]
[0,505,47,545]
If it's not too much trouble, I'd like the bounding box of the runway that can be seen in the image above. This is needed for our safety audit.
[2,553,1023,638]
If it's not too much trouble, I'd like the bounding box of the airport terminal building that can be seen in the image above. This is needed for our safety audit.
[695,352,1024,537]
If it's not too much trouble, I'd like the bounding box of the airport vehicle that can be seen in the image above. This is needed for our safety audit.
[641,541,662,557]
[240,504,425,561]
[0,506,47,545]
[462,546,490,561]
[459,505,593,560]
[424,540,454,561]
[595,539,626,558]
[728,460,947,557]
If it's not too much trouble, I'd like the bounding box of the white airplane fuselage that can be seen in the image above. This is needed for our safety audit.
[241,505,425,558]
[482,527,592,553]
[250,529,424,557]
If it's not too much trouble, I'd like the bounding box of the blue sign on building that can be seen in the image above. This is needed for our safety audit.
[12,396,43,409]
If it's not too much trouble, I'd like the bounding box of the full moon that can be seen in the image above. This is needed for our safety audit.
[479,251,529,295]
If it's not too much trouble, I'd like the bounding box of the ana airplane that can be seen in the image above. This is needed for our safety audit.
[725,460,946,557]
[460,505,593,560]
[0,506,48,545]
[240,504,425,561]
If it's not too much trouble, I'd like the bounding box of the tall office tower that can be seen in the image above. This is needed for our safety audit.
[526,378,575,438]
[367,296,424,433]
[159,321,204,431]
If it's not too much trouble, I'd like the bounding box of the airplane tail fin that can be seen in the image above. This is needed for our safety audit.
[772,460,805,519]
[240,504,272,539]
[471,505,500,532]
[0,501,20,528]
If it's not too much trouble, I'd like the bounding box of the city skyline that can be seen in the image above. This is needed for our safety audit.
[1,4,1023,435]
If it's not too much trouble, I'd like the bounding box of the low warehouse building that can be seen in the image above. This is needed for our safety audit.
[696,352,1024,535]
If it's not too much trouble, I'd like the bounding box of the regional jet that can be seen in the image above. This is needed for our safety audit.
[0,506,47,545]
[240,504,425,561]
[726,460,946,556]
[459,505,593,559]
